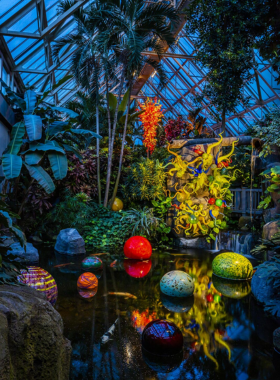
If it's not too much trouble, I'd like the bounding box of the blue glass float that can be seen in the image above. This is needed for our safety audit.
[160,293,194,313]
[142,319,183,356]
[160,270,194,297]
[81,256,103,270]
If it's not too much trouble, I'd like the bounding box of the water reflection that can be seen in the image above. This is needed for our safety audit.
[38,248,279,379]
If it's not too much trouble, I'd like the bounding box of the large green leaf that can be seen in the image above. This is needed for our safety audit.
[47,141,67,180]
[70,129,102,139]
[2,154,22,179]
[108,93,117,112]
[24,90,37,114]
[0,211,26,249]
[118,90,130,113]
[24,164,55,194]
[25,151,43,165]
[51,106,78,118]
[62,144,83,160]
[0,79,26,111]
[48,121,70,136]
[22,141,65,154]
[6,121,25,155]
[24,115,42,141]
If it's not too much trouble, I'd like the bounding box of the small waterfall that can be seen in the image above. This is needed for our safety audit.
[215,231,254,255]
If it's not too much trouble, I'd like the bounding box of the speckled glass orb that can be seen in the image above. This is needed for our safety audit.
[112,197,123,211]
[77,272,98,289]
[142,320,183,355]
[77,286,98,299]
[161,293,194,313]
[81,256,102,270]
[124,236,152,260]
[212,252,253,280]
[17,266,58,305]
[124,259,152,278]
[212,274,251,299]
[160,270,194,297]
[215,199,223,207]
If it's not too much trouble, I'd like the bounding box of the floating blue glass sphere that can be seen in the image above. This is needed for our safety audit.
[81,256,102,270]
[160,270,194,297]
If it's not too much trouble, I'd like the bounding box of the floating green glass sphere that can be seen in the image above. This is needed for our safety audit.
[214,294,221,303]
[212,252,253,280]
[189,215,198,224]
[212,275,251,299]
[215,199,223,207]
[81,256,103,270]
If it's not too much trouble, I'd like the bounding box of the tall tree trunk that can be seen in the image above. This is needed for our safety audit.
[109,83,132,209]
[103,68,125,207]
[96,102,101,204]
[105,75,111,148]
[221,108,226,135]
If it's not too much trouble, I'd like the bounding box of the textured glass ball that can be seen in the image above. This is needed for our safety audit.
[212,252,253,280]
[77,272,98,289]
[124,259,152,278]
[208,198,215,205]
[142,320,183,355]
[212,274,251,299]
[112,197,123,211]
[160,270,194,297]
[17,266,58,305]
[177,192,188,203]
[124,236,152,260]
[161,293,194,313]
[78,287,98,299]
[81,256,102,270]
[215,199,223,207]
[211,164,217,170]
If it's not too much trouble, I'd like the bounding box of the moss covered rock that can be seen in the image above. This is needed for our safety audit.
[212,252,253,280]
[0,285,71,380]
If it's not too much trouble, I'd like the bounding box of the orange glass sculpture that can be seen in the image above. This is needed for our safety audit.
[77,272,98,289]
[139,98,163,155]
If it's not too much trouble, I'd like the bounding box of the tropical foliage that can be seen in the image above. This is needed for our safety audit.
[123,158,167,201]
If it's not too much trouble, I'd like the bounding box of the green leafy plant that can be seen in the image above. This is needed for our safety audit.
[121,207,160,236]
[151,195,172,218]
[123,158,167,201]
[258,166,280,210]
[83,207,132,251]
[251,230,280,261]
[252,109,280,158]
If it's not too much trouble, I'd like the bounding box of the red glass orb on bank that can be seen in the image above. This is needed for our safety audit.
[142,320,183,355]
[124,236,152,260]
[124,259,152,278]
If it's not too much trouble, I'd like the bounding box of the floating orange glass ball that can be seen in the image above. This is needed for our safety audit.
[124,259,152,278]
[17,266,58,305]
[77,272,98,289]
[124,236,152,260]
[112,197,123,211]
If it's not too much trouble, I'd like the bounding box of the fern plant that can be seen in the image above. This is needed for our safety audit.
[123,158,167,201]
[121,207,160,236]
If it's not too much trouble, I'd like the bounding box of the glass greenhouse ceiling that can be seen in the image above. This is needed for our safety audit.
[0,0,280,136]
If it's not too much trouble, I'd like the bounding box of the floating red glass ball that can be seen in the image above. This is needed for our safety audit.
[124,236,152,260]
[124,259,152,278]
[17,266,58,305]
[206,294,214,302]
[142,319,183,355]
[208,198,215,205]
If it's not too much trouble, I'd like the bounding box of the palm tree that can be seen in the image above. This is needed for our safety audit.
[95,0,180,208]
[54,0,179,208]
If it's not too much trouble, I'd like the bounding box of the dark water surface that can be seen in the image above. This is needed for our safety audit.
[39,248,280,380]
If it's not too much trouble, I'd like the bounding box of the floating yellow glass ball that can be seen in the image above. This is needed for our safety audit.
[112,197,123,211]
[212,275,251,299]
[212,252,253,280]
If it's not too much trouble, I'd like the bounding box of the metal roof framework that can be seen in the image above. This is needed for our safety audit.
[0,0,279,136]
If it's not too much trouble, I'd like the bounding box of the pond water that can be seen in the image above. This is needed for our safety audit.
[39,247,280,380]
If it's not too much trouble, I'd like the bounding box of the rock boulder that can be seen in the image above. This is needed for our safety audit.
[6,242,39,263]
[55,228,86,255]
[0,285,71,380]
[263,221,280,240]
